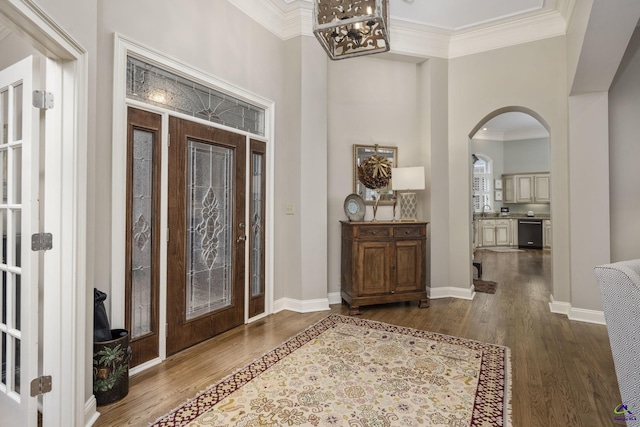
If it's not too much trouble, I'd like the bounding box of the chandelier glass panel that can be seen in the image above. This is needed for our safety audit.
[313,0,390,60]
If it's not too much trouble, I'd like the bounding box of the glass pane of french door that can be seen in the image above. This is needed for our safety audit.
[0,55,40,426]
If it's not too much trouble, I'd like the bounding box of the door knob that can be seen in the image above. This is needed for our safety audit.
[237,235,246,243]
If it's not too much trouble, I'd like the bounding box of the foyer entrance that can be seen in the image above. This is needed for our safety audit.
[166,116,246,355]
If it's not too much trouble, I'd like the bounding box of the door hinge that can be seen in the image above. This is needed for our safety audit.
[31,232,53,251]
[32,90,54,110]
[30,375,52,396]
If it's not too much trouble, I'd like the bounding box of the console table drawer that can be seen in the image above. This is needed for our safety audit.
[355,226,391,239]
[393,225,424,238]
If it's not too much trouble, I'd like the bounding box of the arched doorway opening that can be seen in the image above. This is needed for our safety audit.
[468,107,552,292]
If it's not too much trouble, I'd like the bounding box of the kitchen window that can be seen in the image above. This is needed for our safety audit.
[473,154,493,212]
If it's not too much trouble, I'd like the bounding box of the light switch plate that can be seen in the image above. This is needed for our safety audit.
[285,203,295,215]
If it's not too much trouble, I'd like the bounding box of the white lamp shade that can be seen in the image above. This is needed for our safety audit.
[391,167,425,191]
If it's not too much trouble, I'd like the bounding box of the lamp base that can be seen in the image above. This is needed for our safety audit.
[398,192,418,222]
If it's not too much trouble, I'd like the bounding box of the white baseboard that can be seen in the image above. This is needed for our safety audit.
[327,291,341,305]
[129,357,162,376]
[84,395,99,427]
[428,285,476,300]
[549,295,606,325]
[273,297,331,313]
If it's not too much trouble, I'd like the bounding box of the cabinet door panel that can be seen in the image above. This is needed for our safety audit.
[516,175,533,202]
[495,224,509,246]
[358,242,392,295]
[482,225,496,246]
[534,175,550,202]
[395,241,422,292]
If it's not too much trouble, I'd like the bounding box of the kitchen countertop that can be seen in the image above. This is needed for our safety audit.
[473,213,550,220]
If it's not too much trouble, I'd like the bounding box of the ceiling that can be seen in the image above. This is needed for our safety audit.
[474,113,549,141]
[388,0,556,33]
[280,0,566,35]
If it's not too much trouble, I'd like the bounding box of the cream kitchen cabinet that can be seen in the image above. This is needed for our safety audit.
[478,219,513,247]
[543,219,552,248]
[534,175,551,203]
[502,173,550,204]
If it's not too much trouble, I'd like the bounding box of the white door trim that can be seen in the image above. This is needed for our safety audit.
[0,1,90,426]
[111,33,275,370]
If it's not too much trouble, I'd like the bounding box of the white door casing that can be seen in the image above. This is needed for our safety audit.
[0,1,91,425]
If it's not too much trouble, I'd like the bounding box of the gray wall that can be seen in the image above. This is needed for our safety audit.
[610,27,640,263]
[503,138,550,173]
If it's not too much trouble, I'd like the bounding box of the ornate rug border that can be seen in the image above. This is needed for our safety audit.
[150,314,512,427]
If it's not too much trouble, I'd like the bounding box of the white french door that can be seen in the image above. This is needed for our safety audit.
[0,55,41,426]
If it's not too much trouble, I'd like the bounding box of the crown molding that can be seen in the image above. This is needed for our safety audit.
[449,10,567,58]
[228,0,288,39]
[229,0,570,59]
[283,7,313,39]
[389,22,450,59]
[0,23,10,43]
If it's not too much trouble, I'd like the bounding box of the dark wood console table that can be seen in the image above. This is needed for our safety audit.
[340,221,429,315]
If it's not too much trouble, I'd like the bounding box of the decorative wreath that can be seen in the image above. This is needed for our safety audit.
[358,146,392,190]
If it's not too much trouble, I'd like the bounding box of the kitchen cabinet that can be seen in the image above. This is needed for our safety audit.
[534,175,551,203]
[503,176,515,203]
[516,175,533,202]
[502,173,550,204]
[495,219,511,246]
[340,221,429,315]
[544,220,552,248]
[481,219,496,246]
[477,218,517,247]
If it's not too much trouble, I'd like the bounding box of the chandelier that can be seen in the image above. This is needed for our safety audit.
[312,0,390,60]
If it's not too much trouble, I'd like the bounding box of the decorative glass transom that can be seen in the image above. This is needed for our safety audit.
[126,56,265,136]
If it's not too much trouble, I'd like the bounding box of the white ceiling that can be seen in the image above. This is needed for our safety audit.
[389,0,553,33]
[474,112,548,141]
[282,0,563,34]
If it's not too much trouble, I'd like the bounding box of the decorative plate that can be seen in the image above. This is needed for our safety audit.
[344,194,365,222]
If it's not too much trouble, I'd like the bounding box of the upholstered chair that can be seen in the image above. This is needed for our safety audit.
[594,260,640,427]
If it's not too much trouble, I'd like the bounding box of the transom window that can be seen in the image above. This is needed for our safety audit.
[126,56,265,136]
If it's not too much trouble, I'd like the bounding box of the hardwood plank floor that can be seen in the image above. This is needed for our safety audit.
[95,249,622,426]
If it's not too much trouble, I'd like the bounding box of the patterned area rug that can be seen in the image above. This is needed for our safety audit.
[474,279,498,294]
[152,314,511,427]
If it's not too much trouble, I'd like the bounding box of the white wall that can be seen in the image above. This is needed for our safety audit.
[610,27,640,263]
[327,56,423,295]
[448,37,571,301]
[569,92,610,311]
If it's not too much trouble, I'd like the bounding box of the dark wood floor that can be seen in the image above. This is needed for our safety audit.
[95,249,622,427]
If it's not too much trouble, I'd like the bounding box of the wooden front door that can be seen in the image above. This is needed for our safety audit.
[166,117,246,355]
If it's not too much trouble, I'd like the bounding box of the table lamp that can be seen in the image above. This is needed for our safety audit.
[391,166,425,222]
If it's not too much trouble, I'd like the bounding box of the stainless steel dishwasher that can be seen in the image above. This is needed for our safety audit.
[518,219,543,249]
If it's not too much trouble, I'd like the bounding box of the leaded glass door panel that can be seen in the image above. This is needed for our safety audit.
[125,107,161,367]
[248,139,265,318]
[167,117,245,355]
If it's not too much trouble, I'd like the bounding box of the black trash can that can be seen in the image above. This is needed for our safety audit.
[93,328,130,406]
